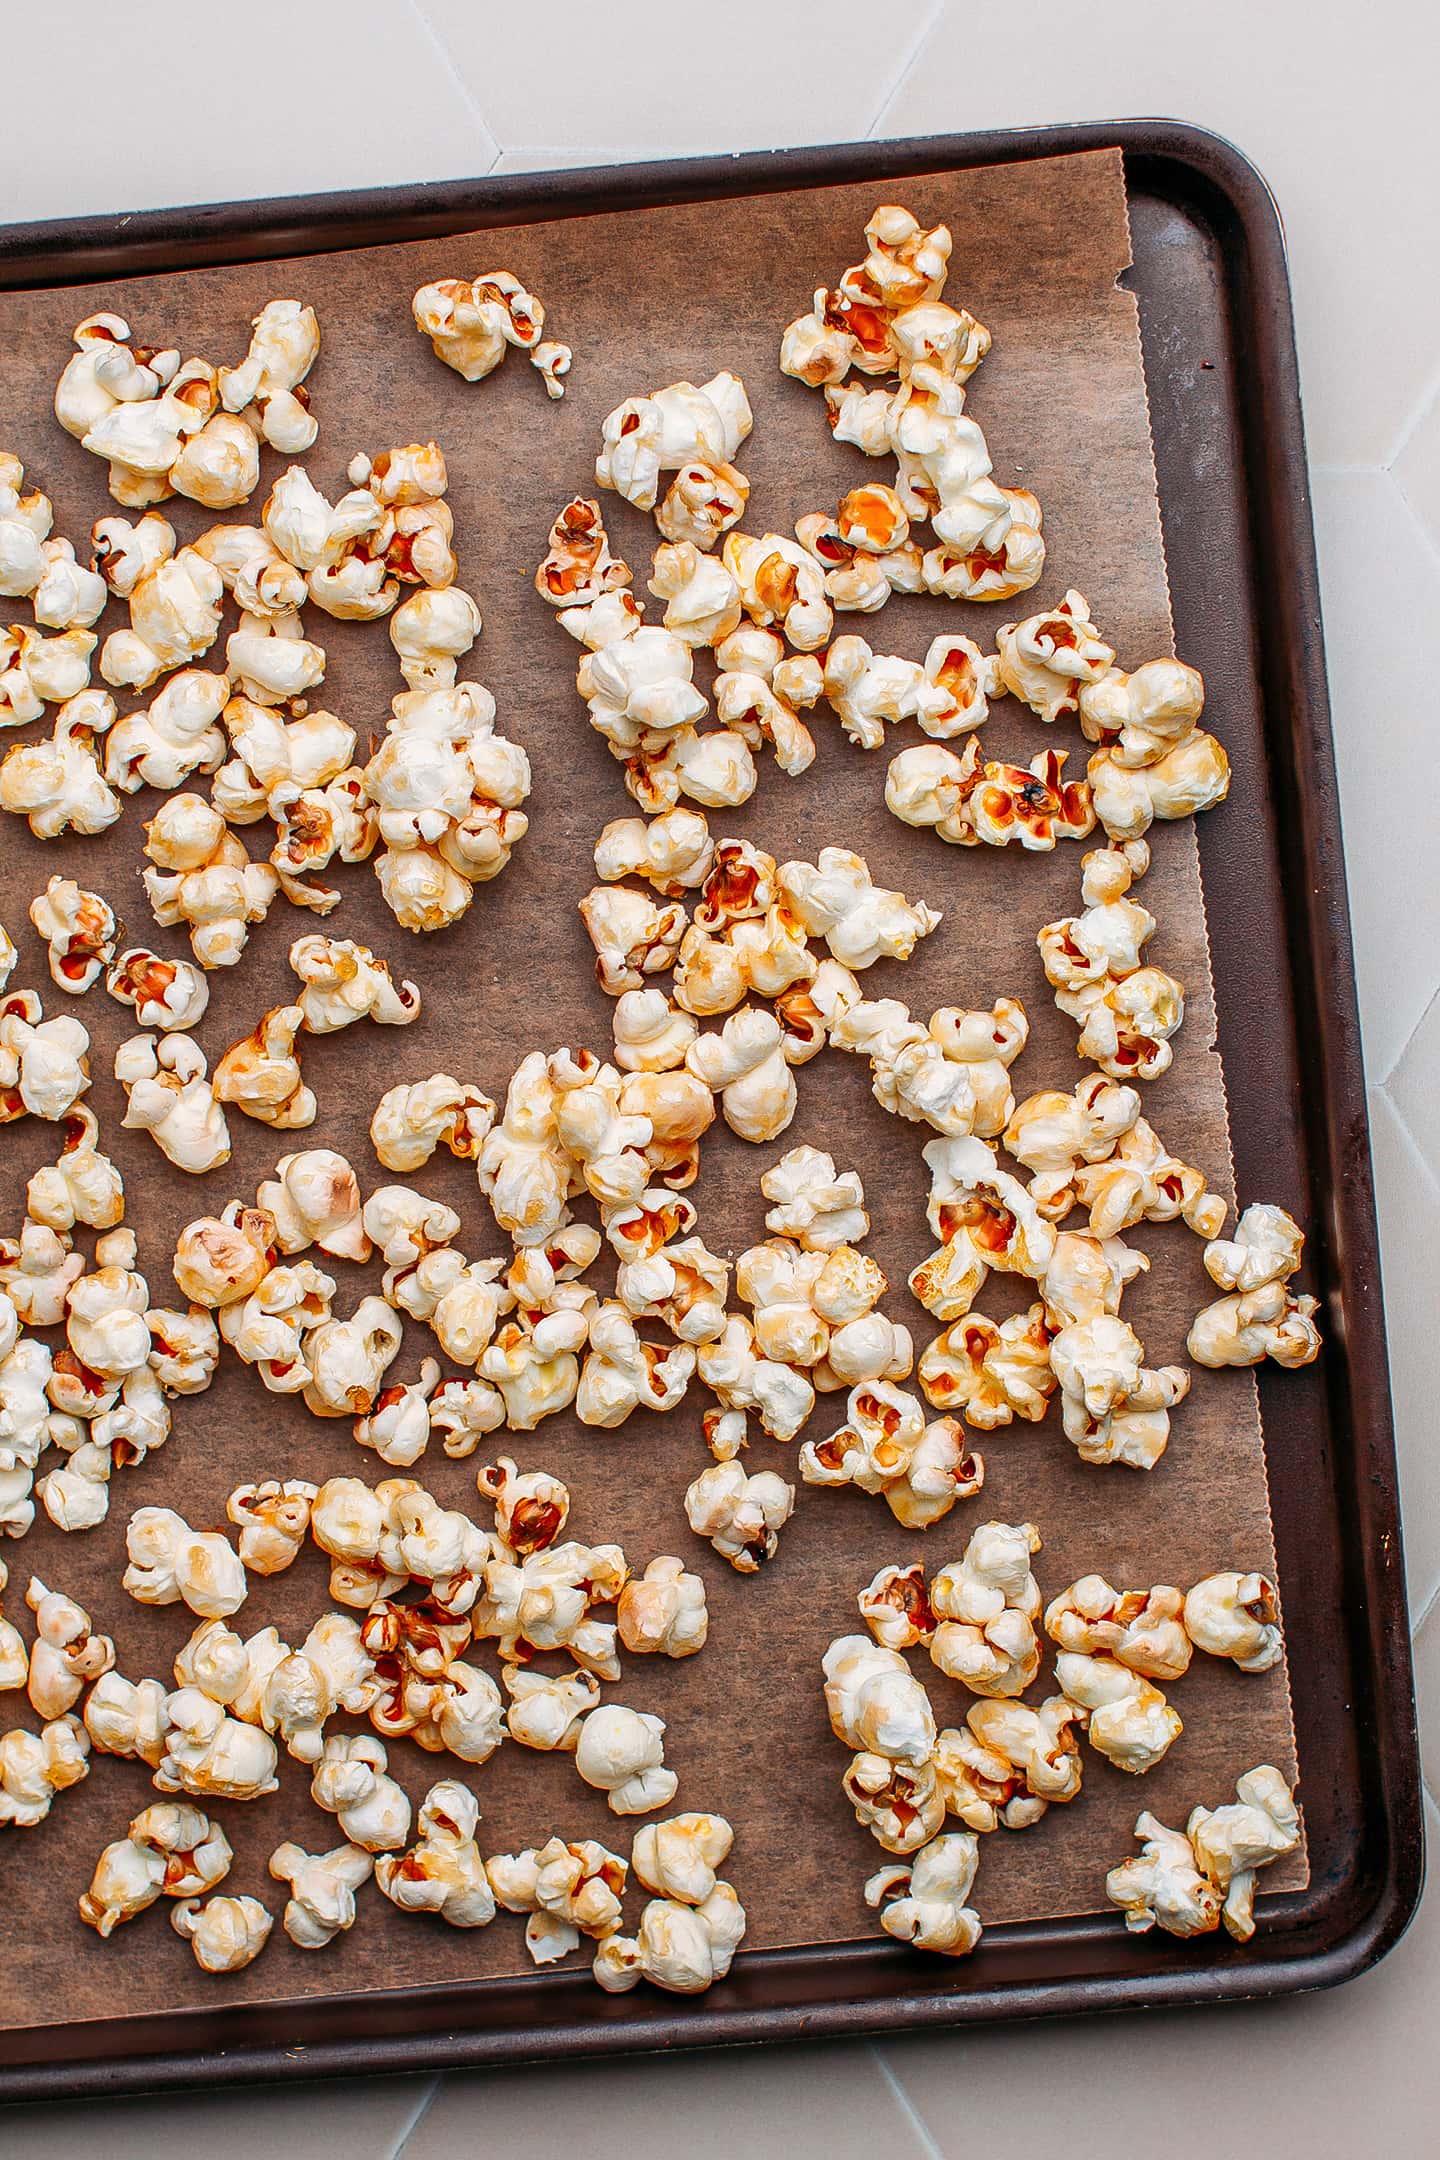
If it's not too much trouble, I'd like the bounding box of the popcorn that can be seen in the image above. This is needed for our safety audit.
[696,1314,815,1446]
[886,736,1095,851]
[192,521,308,617]
[91,509,174,597]
[0,1713,90,1826]
[0,452,52,599]
[1040,1228,1148,1329]
[832,997,1027,1139]
[685,1006,797,1142]
[476,1051,582,1248]
[858,1561,937,1650]
[774,960,862,1065]
[617,1556,708,1658]
[141,793,278,967]
[1054,1650,1182,1774]
[402,1255,512,1371]
[926,1522,1043,1700]
[1002,1074,1141,1218]
[1,1225,82,1330]
[500,1665,598,1752]
[224,610,327,705]
[918,1306,1056,1429]
[865,1831,982,1956]
[0,921,13,991]
[908,1136,1056,1322]
[1078,655,1205,762]
[124,1507,247,1619]
[0,990,91,1121]
[577,1303,695,1428]
[712,666,818,778]
[1044,1576,1192,1681]
[375,1782,496,1927]
[310,1732,412,1850]
[30,539,106,632]
[225,1480,317,1575]
[822,1633,936,1764]
[472,1538,627,1676]
[1183,1570,1283,1672]
[579,885,687,997]
[478,1315,585,1431]
[302,1297,404,1418]
[155,1687,279,1801]
[671,901,815,1017]
[171,1894,273,1973]
[488,1835,628,1964]
[760,1146,867,1255]
[842,1749,945,1854]
[115,1032,230,1173]
[1187,1205,1323,1367]
[620,1066,715,1188]
[413,269,557,385]
[574,1702,678,1816]
[261,1840,370,1952]
[536,498,632,610]
[1107,1766,1299,1941]
[216,298,320,449]
[597,373,752,529]
[389,584,482,693]
[212,1004,315,1131]
[962,1695,1085,1815]
[362,678,531,928]
[1037,844,1184,1082]
[721,531,832,651]
[370,1074,495,1173]
[794,488,923,614]
[777,848,939,970]
[284,932,419,1035]
[80,1803,232,1936]
[82,1671,168,1765]
[0,689,121,836]
[211,697,354,822]
[98,547,224,692]
[819,636,941,750]
[1071,1116,1227,1240]
[254,1151,365,1265]
[801,1381,977,1527]
[354,1360,442,1467]
[64,1232,151,1378]
[994,590,1114,723]
[23,1578,115,1718]
[0,621,98,731]
[1050,1313,1190,1470]
[594,806,715,896]
[685,1460,795,1573]
[25,879,113,997]
[593,1883,746,1994]
[647,541,742,650]
[172,1205,277,1310]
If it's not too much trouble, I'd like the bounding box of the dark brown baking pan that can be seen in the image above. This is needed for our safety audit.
[0,119,1422,2100]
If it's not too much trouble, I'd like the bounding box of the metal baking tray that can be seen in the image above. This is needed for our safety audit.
[0,118,1421,2099]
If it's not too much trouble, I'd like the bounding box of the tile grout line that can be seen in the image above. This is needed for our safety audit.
[870,2043,946,2160]
[384,2072,441,2160]
[1372,973,1440,1092]
[1382,359,1440,472]
[405,0,502,158]
[864,0,947,140]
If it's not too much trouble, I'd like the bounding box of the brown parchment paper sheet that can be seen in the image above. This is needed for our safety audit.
[0,148,1305,2033]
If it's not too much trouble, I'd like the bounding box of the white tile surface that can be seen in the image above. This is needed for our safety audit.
[0,4,1432,2152]
[0,0,497,223]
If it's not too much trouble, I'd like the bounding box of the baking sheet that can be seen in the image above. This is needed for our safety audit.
[0,145,1304,2032]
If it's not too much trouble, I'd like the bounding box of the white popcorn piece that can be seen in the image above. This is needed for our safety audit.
[0,688,120,836]
[1106,1811,1223,1939]
[1188,1203,1321,1369]
[928,1522,1043,1699]
[885,736,1095,852]
[721,530,832,651]
[115,1032,230,1173]
[370,1074,494,1174]
[268,1839,372,1950]
[28,878,116,994]
[91,509,175,597]
[761,1145,868,1251]
[223,608,326,706]
[1055,1650,1183,1774]
[574,1702,678,1816]
[858,1561,937,1651]
[1,1226,82,1328]
[908,1136,1056,1322]
[310,1733,412,1851]
[82,1671,168,1765]
[472,1537,627,1676]
[141,792,278,967]
[476,1051,583,1248]
[1044,1576,1192,1681]
[1040,1228,1149,1329]
[685,1460,795,1574]
[0,1561,26,1690]
[124,1507,247,1619]
[819,635,942,750]
[212,1004,315,1130]
[961,1695,1086,1817]
[696,1312,815,1447]
[822,1633,936,1765]
[488,1834,629,1964]
[778,848,939,971]
[594,806,714,896]
[843,1749,946,1854]
[1072,1116,1227,1240]
[103,948,208,1035]
[0,619,97,732]
[577,1302,695,1428]
[833,997,1026,1140]
[0,991,91,1123]
[192,520,308,618]
[684,1006,795,1143]
[302,1297,404,1419]
[216,298,320,449]
[578,886,685,999]
[375,1781,495,1928]
[0,1712,90,1826]
[93,543,221,693]
[155,1687,279,1801]
[1183,1571,1283,1673]
[800,1380,977,1528]
[593,1882,746,1995]
[917,1305,1056,1430]
[414,270,556,383]
[171,1893,273,1973]
[1050,1312,1190,1470]
[648,541,742,649]
[214,694,355,821]
[389,584,482,693]
[865,1831,983,1957]
[994,590,1115,723]
[224,1480,316,1576]
[1078,656,1206,765]
[1088,727,1232,840]
[1003,1075,1142,1219]
[24,1577,115,1718]
[0,452,52,599]
[501,1665,599,1752]
[289,932,420,1034]
[631,1814,734,1907]
[655,461,749,552]
[31,538,107,631]
[80,1802,231,1936]
[1107,1766,1299,1941]
[259,1149,370,1261]
[363,678,530,930]
[597,371,751,519]
[617,1556,708,1659]
[144,1304,220,1398]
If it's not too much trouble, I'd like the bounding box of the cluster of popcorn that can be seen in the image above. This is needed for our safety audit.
[824,1539,1294,1955]
[1105,1763,1300,1940]
[413,269,571,398]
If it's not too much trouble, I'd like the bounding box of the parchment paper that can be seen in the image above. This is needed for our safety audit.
[0,147,1304,2032]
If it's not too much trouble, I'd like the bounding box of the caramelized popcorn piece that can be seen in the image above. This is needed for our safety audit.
[800,1381,979,1529]
[1044,1576,1192,1681]
[537,500,631,609]
[865,1830,982,1957]
[476,1456,570,1555]
[171,1893,272,1973]
[593,1882,746,1995]
[843,1749,946,1854]
[908,1136,1056,1323]
[414,270,561,389]
[822,1633,936,1765]
[269,1839,373,1949]
[685,1460,795,1573]
[225,1480,316,1575]
[1183,1571,1283,1673]
[375,1781,496,1927]
[287,932,420,1034]
[928,1522,1043,1700]
[1054,1650,1182,1775]
[858,1561,937,1651]
[917,1305,1056,1429]
[887,736,1094,851]
[213,1004,315,1129]
[719,530,831,651]
[617,1556,708,1658]
[28,879,116,995]
[104,947,208,1035]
